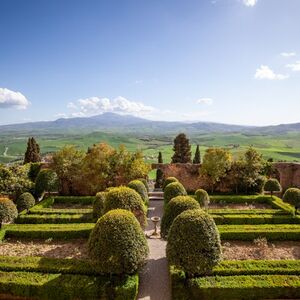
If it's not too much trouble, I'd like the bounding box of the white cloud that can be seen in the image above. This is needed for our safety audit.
[0,88,30,109]
[254,65,289,80]
[286,61,300,71]
[67,96,154,117]
[281,52,296,58]
[196,98,213,105]
[243,0,257,7]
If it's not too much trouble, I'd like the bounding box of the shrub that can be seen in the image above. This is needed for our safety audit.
[93,192,107,219]
[88,209,149,274]
[264,178,281,196]
[128,180,149,205]
[35,169,58,196]
[161,196,200,239]
[164,182,187,205]
[16,192,35,212]
[0,198,18,228]
[28,162,42,182]
[162,177,178,191]
[137,178,149,192]
[103,186,147,227]
[167,209,221,276]
[195,189,210,208]
[283,188,300,212]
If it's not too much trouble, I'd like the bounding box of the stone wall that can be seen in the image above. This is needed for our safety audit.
[152,162,300,192]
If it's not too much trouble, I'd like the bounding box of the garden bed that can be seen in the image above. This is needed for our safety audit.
[209,203,270,209]
[51,203,93,209]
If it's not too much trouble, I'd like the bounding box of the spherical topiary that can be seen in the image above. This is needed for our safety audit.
[195,189,210,208]
[88,209,149,274]
[166,209,222,276]
[0,198,18,228]
[103,186,147,227]
[16,192,35,212]
[161,196,200,239]
[283,188,300,211]
[93,192,107,219]
[128,180,149,205]
[137,178,149,192]
[264,178,281,196]
[35,169,58,196]
[162,177,178,191]
[164,182,187,205]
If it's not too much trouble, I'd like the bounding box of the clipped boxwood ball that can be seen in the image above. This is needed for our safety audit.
[0,198,18,227]
[167,209,222,276]
[93,192,107,219]
[283,188,300,209]
[162,177,178,191]
[88,209,149,274]
[128,180,149,205]
[103,186,147,227]
[161,196,200,239]
[16,192,35,212]
[164,182,187,205]
[195,189,210,208]
[137,178,149,192]
[264,178,281,195]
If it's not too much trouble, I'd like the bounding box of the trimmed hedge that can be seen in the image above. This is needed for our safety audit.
[3,223,94,240]
[283,188,300,210]
[16,213,93,224]
[128,180,149,205]
[137,178,149,192]
[162,177,178,191]
[54,196,95,205]
[195,189,210,208]
[218,224,300,241]
[0,198,18,226]
[0,270,138,300]
[16,192,35,212]
[164,182,187,205]
[208,209,286,215]
[93,192,107,219]
[29,208,93,215]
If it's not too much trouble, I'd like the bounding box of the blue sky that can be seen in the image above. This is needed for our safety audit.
[0,0,299,126]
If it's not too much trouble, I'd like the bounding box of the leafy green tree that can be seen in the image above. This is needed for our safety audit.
[24,137,41,164]
[193,145,201,164]
[200,148,232,193]
[171,133,192,163]
[264,178,281,197]
[35,169,58,196]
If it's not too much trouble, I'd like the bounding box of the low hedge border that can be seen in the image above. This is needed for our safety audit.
[16,213,94,224]
[28,208,93,215]
[209,209,287,215]
[218,224,300,241]
[54,196,95,205]
[170,265,300,300]
[2,223,94,240]
[0,270,138,300]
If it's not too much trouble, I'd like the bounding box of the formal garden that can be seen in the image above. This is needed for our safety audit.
[0,135,299,299]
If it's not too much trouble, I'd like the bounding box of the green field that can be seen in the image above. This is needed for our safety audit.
[1,131,300,166]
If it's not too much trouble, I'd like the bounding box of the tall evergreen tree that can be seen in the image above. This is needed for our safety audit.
[193,145,201,164]
[155,152,164,188]
[171,133,192,163]
[158,151,163,163]
[24,137,41,164]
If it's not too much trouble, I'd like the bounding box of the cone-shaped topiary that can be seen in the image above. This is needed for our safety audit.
[88,209,149,274]
[93,192,107,219]
[103,186,147,227]
[283,188,300,213]
[137,178,149,192]
[195,189,210,208]
[164,182,187,205]
[128,180,149,205]
[264,178,281,197]
[16,192,35,212]
[0,198,18,228]
[161,196,200,239]
[162,177,178,191]
[167,209,222,276]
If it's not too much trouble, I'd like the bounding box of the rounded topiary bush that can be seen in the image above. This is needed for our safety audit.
[103,186,147,227]
[128,180,149,205]
[283,188,300,211]
[264,178,281,196]
[35,169,58,196]
[0,198,18,228]
[166,209,222,276]
[162,177,178,191]
[161,196,200,239]
[88,209,149,274]
[16,192,35,212]
[195,189,210,208]
[137,178,149,192]
[164,182,187,205]
[93,192,107,219]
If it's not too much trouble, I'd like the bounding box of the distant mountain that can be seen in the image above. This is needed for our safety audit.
[0,112,299,136]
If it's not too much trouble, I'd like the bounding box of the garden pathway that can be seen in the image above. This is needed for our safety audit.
[137,198,171,300]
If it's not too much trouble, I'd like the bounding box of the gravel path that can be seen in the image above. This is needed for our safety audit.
[138,200,171,300]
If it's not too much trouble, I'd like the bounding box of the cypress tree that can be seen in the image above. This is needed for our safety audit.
[155,152,164,188]
[24,137,41,164]
[158,151,163,163]
[193,145,201,164]
[171,133,192,163]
